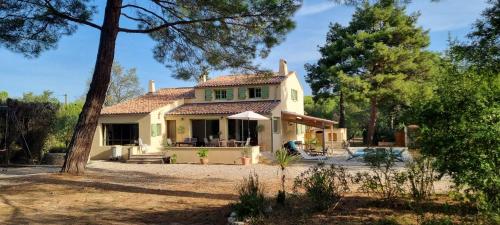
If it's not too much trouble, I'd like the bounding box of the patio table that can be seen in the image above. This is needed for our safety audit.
[233,141,246,147]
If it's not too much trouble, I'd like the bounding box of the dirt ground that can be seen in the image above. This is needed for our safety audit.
[0,164,283,225]
[0,161,455,225]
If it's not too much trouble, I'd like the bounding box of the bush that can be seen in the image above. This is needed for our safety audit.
[353,149,407,201]
[170,154,177,164]
[406,156,437,202]
[274,148,298,205]
[293,164,350,211]
[373,218,401,225]
[233,173,267,220]
[48,147,68,153]
[196,148,208,158]
[420,217,455,225]
[1,99,58,163]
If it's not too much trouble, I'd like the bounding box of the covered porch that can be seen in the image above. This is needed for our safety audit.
[281,111,344,153]
[164,101,279,151]
[164,115,268,148]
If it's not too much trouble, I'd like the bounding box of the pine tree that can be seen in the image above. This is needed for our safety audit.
[0,0,301,174]
[309,0,436,145]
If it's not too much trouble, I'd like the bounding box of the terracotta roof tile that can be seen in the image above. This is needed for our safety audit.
[101,88,195,115]
[195,74,287,88]
[166,100,280,115]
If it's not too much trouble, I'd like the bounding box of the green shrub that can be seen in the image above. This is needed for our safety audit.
[233,173,267,220]
[196,148,208,158]
[353,149,407,201]
[373,218,401,225]
[170,154,177,164]
[275,148,298,205]
[48,147,67,153]
[420,217,455,225]
[293,164,350,211]
[406,156,437,202]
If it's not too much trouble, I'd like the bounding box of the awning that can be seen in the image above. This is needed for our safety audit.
[228,111,269,121]
[281,111,337,128]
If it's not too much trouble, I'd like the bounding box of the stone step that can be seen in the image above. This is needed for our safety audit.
[126,158,164,164]
[129,154,165,159]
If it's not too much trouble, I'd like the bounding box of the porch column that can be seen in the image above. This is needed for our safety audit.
[220,116,229,141]
[270,117,273,152]
[322,123,326,154]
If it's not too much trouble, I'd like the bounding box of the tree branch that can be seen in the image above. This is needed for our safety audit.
[121,4,168,24]
[118,13,261,34]
[121,13,155,27]
[42,0,102,30]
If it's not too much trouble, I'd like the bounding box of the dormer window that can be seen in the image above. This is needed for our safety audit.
[214,89,227,100]
[248,87,262,99]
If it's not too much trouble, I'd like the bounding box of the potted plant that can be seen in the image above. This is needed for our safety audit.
[241,148,251,166]
[197,148,209,165]
[257,124,265,133]
[170,154,177,164]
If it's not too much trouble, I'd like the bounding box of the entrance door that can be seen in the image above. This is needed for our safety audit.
[166,120,176,141]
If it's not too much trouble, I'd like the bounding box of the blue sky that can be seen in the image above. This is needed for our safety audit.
[0,0,489,102]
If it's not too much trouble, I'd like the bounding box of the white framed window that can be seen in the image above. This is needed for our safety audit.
[214,89,227,100]
[248,87,262,99]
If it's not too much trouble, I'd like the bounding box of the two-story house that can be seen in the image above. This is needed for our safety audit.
[89,59,345,162]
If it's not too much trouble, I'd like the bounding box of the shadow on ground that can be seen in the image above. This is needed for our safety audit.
[0,196,230,225]
[0,167,237,225]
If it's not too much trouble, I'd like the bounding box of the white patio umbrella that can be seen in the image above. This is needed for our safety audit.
[228,111,269,142]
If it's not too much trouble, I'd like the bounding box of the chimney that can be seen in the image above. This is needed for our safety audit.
[198,69,208,83]
[148,80,156,94]
[279,59,288,76]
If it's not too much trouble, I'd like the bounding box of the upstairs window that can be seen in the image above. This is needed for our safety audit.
[214,89,227,100]
[248,87,262,99]
[291,89,298,101]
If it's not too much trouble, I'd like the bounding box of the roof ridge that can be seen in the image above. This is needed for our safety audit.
[157,87,194,90]
[214,72,281,77]
[188,100,279,105]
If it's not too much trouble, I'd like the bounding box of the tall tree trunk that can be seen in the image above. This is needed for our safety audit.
[338,90,346,128]
[62,0,122,175]
[367,97,377,146]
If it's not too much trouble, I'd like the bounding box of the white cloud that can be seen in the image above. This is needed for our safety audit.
[296,1,338,16]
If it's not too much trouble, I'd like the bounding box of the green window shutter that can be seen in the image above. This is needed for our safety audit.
[151,124,157,137]
[291,89,298,101]
[238,87,246,100]
[204,89,212,101]
[226,88,233,100]
[152,124,162,137]
[261,86,269,99]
